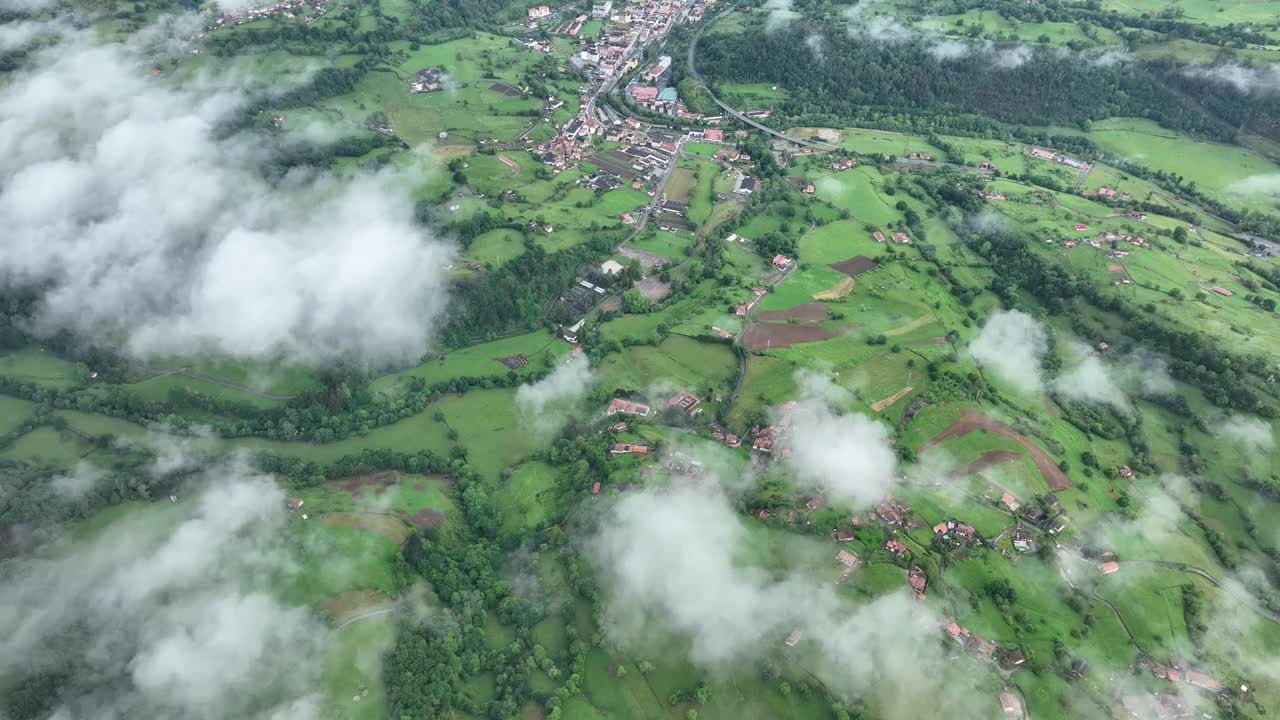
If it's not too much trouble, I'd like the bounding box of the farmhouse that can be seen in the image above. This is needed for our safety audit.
[891,231,911,244]
[873,497,912,526]
[1211,286,1233,297]
[907,566,927,599]
[1012,527,1033,552]
[591,481,601,495]
[600,259,625,276]
[999,689,1023,719]
[735,176,760,194]
[1029,147,1056,160]
[528,4,551,19]
[907,151,933,161]
[771,254,792,270]
[999,491,1020,511]
[1118,465,1133,478]
[562,318,585,343]
[885,539,908,557]
[662,199,688,215]
[410,68,442,93]
[667,391,702,415]
[610,443,649,456]
[873,230,886,242]
[835,549,859,568]
[287,498,304,510]
[1097,559,1120,575]
[703,128,723,142]
[607,398,652,416]
[784,629,802,647]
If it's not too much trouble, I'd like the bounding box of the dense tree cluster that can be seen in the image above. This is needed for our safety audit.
[697,27,1280,144]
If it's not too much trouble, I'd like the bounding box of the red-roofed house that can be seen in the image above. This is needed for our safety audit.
[528,5,551,19]
[591,481,601,495]
[999,492,1020,511]
[908,566,928,599]
[1097,560,1120,575]
[885,539,908,557]
[631,86,658,103]
[607,397,652,416]
[1212,286,1234,297]
[287,498,304,510]
[873,230,886,242]
[703,128,723,142]
[836,549,859,568]
[933,521,949,535]
[772,254,791,269]
[1030,147,1055,160]
[610,443,649,456]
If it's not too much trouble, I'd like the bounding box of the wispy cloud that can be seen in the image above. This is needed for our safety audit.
[0,27,455,366]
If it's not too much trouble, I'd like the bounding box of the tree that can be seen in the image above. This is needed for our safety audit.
[622,289,653,314]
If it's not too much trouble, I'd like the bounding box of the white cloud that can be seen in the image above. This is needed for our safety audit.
[763,0,797,32]
[1227,174,1280,196]
[804,32,826,62]
[968,310,1047,394]
[515,353,594,436]
[588,485,994,718]
[784,385,899,506]
[1184,62,1280,96]
[992,45,1031,70]
[0,457,334,719]
[0,29,455,366]
[1053,345,1129,411]
[1217,414,1275,454]
[928,39,970,61]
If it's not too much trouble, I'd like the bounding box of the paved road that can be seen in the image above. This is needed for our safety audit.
[686,14,839,153]
[137,365,297,400]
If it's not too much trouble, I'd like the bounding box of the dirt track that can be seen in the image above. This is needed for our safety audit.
[919,409,1072,490]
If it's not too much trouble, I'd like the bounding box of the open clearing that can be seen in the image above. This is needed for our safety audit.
[870,385,913,412]
[812,276,854,300]
[919,409,1072,490]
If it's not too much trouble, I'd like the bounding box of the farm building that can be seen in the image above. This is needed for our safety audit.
[410,68,442,93]
[607,398,652,416]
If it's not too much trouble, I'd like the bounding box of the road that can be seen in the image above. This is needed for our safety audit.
[335,605,397,631]
[136,365,297,400]
[686,16,840,153]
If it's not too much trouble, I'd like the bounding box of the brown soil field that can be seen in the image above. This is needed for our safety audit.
[870,385,913,412]
[740,321,861,350]
[951,449,1023,477]
[489,81,522,96]
[403,508,446,529]
[319,512,411,544]
[497,354,528,369]
[337,471,396,498]
[812,276,854,300]
[1106,263,1124,273]
[828,255,878,277]
[756,303,830,322]
[918,409,1072,490]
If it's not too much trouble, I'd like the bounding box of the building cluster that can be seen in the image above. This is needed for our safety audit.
[1145,656,1225,693]
[871,229,912,244]
[749,400,797,454]
[1019,493,1067,534]
[207,0,337,30]
[942,618,999,660]
[1027,146,1091,171]
[409,68,443,94]
[932,519,978,545]
[733,286,768,316]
